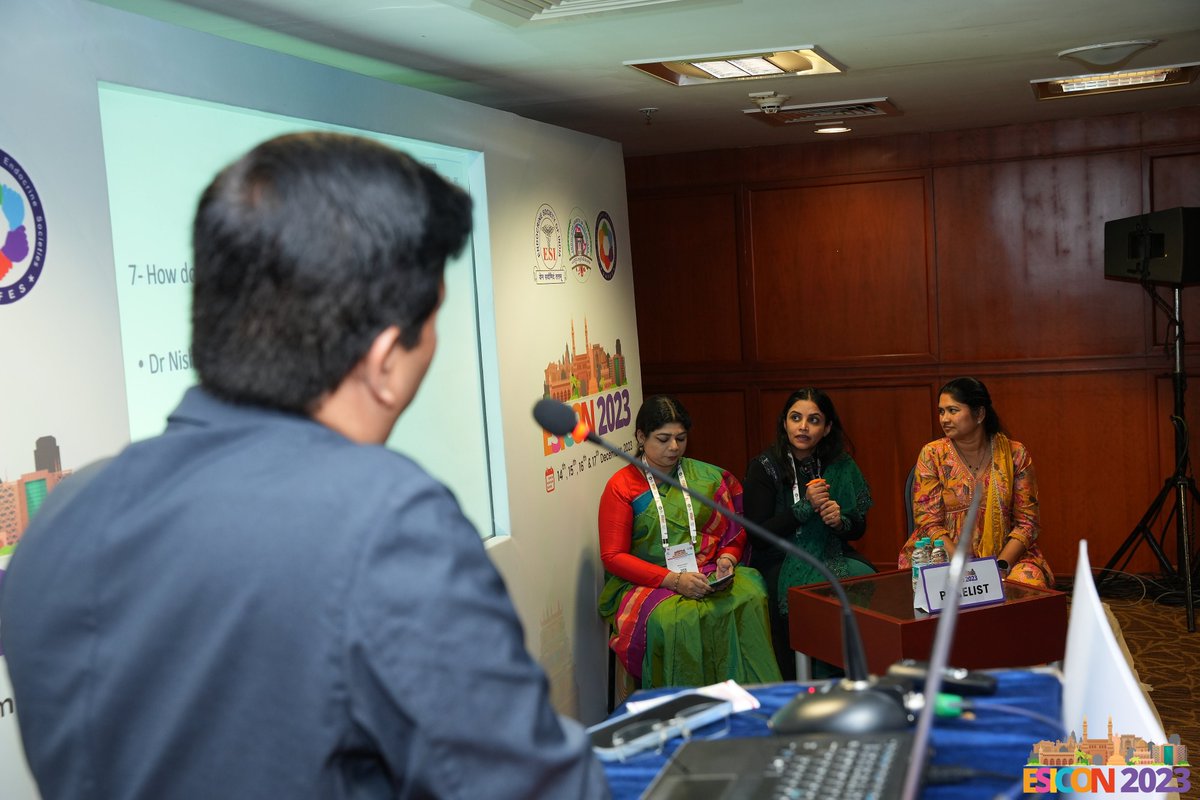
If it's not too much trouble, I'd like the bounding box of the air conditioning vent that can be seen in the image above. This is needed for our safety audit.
[743,97,901,126]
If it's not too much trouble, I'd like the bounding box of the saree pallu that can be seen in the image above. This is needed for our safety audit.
[597,459,781,688]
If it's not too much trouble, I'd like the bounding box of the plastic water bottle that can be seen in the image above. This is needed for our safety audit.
[930,539,948,566]
[911,537,930,592]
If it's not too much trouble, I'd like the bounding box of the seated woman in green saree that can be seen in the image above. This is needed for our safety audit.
[597,395,781,690]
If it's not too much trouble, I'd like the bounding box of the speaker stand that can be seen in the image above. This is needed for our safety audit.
[1099,285,1197,632]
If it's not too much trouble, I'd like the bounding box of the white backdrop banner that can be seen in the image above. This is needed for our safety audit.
[0,555,39,800]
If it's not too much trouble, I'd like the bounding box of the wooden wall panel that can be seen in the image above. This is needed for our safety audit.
[932,153,1148,361]
[626,107,1200,581]
[983,372,1159,577]
[656,389,748,485]
[748,177,932,361]
[744,135,931,183]
[627,191,741,365]
[1150,151,1200,209]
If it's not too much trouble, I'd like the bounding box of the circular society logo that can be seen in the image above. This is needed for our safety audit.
[595,210,617,281]
[0,147,47,305]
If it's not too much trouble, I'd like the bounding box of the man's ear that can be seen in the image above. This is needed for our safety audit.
[363,325,403,406]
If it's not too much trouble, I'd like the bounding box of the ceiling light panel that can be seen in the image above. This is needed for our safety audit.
[1031,62,1200,99]
[728,58,784,76]
[627,47,841,86]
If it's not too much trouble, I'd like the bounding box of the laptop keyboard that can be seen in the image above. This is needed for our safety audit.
[640,731,914,800]
[753,735,905,799]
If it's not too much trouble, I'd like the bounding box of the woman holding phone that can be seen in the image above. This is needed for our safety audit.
[597,395,780,690]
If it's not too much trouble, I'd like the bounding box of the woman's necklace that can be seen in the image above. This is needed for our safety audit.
[953,440,992,475]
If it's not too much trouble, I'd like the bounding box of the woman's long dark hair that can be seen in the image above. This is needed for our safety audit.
[770,388,853,484]
[939,377,1006,437]
[634,395,692,457]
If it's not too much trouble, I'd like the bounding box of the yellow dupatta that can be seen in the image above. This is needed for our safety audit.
[977,433,1013,557]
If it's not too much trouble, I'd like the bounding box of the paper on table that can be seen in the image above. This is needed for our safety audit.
[626,679,760,715]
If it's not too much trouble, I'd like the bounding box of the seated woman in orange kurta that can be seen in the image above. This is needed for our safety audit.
[899,377,1052,587]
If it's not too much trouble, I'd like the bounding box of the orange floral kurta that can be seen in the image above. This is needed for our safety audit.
[899,435,1052,587]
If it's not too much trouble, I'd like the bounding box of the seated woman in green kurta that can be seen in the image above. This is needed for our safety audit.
[597,395,781,689]
[744,388,876,677]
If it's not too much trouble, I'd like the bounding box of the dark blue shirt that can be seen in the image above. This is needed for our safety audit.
[1,387,608,799]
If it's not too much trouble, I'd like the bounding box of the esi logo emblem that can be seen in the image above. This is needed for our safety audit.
[0,148,47,305]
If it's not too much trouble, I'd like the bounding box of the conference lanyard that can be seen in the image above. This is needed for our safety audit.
[789,455,822,504]
[644,459,697,552]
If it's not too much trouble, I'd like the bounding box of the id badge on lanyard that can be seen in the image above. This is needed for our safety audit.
[665,542,698,574]
[645,460,699,574]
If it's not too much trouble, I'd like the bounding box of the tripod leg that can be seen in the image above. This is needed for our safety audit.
[1100,479,1178,584]
[1186,480,1200,583]
[1180,478,1198,632]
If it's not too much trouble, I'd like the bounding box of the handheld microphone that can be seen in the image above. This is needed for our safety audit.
[533,398,910,735]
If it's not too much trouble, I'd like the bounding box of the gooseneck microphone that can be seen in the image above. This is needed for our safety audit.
[533,398,910,735]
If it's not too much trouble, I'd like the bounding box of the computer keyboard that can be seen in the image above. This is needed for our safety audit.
[640,731,915,800]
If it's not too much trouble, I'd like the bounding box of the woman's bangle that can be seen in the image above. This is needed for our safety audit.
[717,554,736,568]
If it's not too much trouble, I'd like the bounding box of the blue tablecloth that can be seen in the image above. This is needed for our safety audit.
[603,669,1062,799]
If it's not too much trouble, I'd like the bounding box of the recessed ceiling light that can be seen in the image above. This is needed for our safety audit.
[815,124,851,134]
[1031,62,1200,99]
[694,57,784,79]
[627,46,843,87]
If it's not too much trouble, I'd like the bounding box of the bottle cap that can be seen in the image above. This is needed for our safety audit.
[934,539,944,547]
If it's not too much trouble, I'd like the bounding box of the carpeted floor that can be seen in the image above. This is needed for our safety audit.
[1085,571,1200,797]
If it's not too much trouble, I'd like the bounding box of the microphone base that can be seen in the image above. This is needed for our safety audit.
[768,678,912,736]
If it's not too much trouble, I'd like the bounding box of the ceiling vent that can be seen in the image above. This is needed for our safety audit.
[742,97,901,126]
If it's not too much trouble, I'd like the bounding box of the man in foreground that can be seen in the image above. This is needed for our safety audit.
[1,132,609,799]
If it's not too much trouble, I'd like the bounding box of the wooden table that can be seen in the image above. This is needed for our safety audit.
[787,569,1068,678]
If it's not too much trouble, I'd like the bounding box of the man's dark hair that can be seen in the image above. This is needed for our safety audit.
[191,131,472,413]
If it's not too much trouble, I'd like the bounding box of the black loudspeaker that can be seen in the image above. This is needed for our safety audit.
[1104,207,1200,287]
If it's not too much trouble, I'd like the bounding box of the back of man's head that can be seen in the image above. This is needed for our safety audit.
[190,132,472,413]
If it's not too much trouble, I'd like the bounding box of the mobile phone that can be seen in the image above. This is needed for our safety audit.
[586,692,733,761]
[707,572,734,590]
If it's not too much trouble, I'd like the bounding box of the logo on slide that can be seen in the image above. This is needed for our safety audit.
[0,148,47,305]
